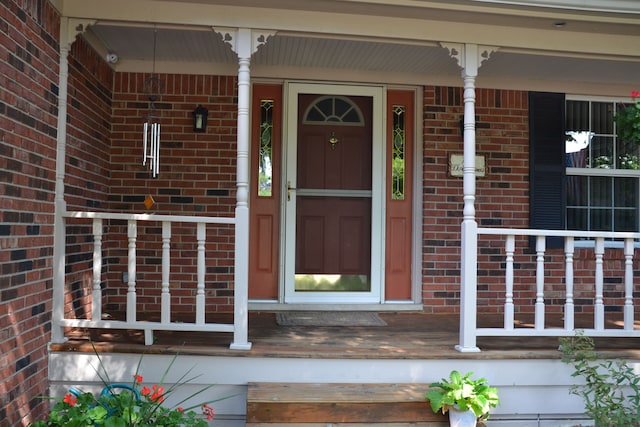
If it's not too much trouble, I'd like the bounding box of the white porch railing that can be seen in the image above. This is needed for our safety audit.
[458,227,640,352]
[57,211,245,347]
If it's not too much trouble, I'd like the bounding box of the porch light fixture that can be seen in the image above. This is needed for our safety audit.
[193,105,208,132]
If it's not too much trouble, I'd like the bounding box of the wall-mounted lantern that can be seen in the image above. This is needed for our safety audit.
[193,105,208,132]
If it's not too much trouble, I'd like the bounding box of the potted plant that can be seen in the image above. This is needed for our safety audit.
[32,345,234,426]
[425,370,500,427]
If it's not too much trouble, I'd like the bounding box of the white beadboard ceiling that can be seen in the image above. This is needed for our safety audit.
[86,22,640,88]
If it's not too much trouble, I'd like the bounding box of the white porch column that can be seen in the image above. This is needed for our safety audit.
[217,27,274,350]
[51,18,95,343]
[441,43,496,352]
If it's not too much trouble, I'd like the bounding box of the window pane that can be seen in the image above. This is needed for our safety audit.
[566,142,589,168]
[591,102,614,134]
[590,176,611,207]
[566,175,587,206]
[566,100,589,130]
[590,208,612,231]
[590,136,613,169]
[615,178,637,207]
[391,105,406,201]
[258,100,274,197]
[567,207,588,230]
[614,209,637,232]
[617,139,640,170]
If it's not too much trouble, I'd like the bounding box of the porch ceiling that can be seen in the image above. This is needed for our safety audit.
[73,0,640,93]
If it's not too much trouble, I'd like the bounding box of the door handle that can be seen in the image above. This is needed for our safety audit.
[287,181,296,201]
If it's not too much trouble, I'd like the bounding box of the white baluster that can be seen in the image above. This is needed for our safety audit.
[594,237,605,330]
[504,235,515,330]
[161,221,171,324]
[564,237,574,331]
[91,218,103,321]
[535,235,545,330]
[624,238,634,330]
[127,220,137,323]
[196,222,206,324]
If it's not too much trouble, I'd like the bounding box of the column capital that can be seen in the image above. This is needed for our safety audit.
[440,42,498,75]
[214,27,276,58]
[62,18,97,50]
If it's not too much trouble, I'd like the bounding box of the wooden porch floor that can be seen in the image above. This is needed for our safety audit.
[52,312,640,360]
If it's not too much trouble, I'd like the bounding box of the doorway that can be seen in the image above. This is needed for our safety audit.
[283,83,385,304]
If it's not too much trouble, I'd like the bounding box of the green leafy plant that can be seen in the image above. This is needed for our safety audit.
[425,370,500,420]
[32,347,232,426]
[560,333,640,427]
[615,90,640,145]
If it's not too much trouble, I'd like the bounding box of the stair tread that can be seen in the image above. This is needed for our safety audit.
[248,382,428,403]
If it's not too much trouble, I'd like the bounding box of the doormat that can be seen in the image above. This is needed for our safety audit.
[276,312,387,327]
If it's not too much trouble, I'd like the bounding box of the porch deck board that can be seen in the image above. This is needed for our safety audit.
[52,312,640,359]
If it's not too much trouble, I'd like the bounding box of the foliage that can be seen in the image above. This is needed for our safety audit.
[425,370,500,419]
[614,91,640,145]
[32,347,231,426]
[619,154,640,170]
[560,333,640,427]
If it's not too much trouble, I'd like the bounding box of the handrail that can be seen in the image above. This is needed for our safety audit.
[479,227,640,239]
[65,210,236,224]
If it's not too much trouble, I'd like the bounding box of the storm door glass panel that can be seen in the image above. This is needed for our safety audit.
[295,94,372,292]
[391,105,406,200]
[258,100,274,197]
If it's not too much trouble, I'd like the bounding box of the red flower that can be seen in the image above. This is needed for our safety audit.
[150,384,165,402]
[202,404,215,421]
[177,406,184,412]
[133,374,143,384]
[141,386,151,396]
[63,393,77,406]
[631,90,640,98]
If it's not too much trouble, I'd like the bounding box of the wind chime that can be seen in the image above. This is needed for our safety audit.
[142,28,164,178]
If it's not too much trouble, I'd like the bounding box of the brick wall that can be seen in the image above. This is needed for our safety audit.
[63,34,114,321]
[0,1,60,425]
[104,73,239,316]
[423,86,531,314]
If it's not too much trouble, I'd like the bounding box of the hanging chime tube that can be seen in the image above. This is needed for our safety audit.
[142,122,148,166]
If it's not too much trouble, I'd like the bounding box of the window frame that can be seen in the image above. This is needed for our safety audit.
[565,94,640,247]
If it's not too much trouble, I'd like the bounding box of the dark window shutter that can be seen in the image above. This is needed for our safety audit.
[529,92,566,249]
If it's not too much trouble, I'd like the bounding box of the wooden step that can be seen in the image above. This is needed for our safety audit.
[246,382,449,426]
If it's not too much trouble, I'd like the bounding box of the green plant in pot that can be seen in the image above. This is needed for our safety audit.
[425,370,500,427]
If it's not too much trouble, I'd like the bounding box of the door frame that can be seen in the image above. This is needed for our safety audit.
[282,82,386,304]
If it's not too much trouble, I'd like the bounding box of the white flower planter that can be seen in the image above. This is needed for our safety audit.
[448,408,477,427]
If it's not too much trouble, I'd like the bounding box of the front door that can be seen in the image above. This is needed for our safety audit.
[284,83,384,303]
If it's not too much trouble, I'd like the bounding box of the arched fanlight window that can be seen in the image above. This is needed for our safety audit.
[302,96,365,126]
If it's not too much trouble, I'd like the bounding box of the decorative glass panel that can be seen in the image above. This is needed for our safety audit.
[258,100,273,197]
[391,105,406,200]
[302,96,364,126]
